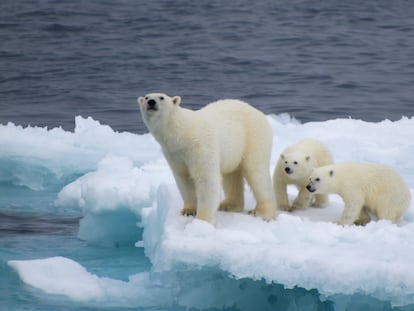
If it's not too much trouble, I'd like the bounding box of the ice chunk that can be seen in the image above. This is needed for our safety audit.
[142,184,414,306]
[8,256,104,301]
[0,116,161,190]
[8,257,172,307]
[56,154,172,213]
[56,154,173,245]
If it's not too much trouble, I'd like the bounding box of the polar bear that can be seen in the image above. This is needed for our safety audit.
[137,93,276,224]
[306,162,410,225]
[273,139,333,211]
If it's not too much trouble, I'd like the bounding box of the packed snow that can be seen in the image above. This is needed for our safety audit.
[4,114,414,308]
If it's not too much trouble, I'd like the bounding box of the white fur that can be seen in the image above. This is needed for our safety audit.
[307,162,411,225]
[273,139,333,211]
[138,93,276,224]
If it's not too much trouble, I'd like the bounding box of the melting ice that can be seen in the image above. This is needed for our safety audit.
[3,115,414,310]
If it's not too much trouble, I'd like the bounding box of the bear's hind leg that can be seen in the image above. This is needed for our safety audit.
[219,168,244,213]
[375,192,409,223]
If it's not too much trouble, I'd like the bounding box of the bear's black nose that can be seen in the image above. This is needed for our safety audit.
[147,99,156,106]
[306,184,315,192]
[285,167,292,174]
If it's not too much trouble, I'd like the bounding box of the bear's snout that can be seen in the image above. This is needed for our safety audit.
[306,184,315,193]
[285,167,293,174]
[147,99,158,111]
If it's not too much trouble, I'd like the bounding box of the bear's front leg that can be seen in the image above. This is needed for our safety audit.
[337,197,364,225]
[313,194,328,208]
[195,184,220,224]
[192,166,221,224]
[175,176,197,217]
[164,153,197,217]
[291,187,313,210]
[274,181,290,211]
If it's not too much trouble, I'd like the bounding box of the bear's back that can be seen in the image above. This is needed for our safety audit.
[200,99,272,173]
[201,99,262,117]
[200,99,270,136]
[334,162,408,192]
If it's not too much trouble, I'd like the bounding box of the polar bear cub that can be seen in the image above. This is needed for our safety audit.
[138,93,276,224]
[307,162,410,225]
[273,139,333,211]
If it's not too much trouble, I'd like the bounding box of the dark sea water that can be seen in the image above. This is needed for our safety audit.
[1,0,413,133]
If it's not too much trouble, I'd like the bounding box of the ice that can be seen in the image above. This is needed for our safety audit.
[8,257,172,308]
[0,116,160,191]
[141,184,414,306]
[8,256,337,310]
[55,154,173,245]
[4,115,414,309]
[56,154,172,214]
[8,256,105,301]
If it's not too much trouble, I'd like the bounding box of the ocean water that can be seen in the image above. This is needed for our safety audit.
[1,0,414,310]
[1,0,414,133]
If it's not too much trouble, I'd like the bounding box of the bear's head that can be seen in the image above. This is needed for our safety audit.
[306,166,335,194]
[137,93,181,128]
[279,152,313,181]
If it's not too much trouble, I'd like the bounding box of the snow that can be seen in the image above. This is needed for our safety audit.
[3,114,414,308]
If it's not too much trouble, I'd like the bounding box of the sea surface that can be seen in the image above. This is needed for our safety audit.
[1,0,413,133]
[1,0,414,310]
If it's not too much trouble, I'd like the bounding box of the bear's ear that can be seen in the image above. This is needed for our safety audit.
[306,156,311,162]
[172,96,181,106]
[280,154,285,160]
[329,170,334,177]
[138,96,145,105]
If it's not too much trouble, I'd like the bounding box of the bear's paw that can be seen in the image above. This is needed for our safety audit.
[248,202,276,221]
[181,206,197,217]
[219,199,243,213]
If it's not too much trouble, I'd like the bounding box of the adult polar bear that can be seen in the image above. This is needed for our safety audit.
[307,162,410,225]
[138,93,276,224]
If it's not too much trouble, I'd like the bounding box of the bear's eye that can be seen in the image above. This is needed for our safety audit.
[285,161,288,164]
[315,178,320,182]
[159,96,164,100]
[293,161,298,165]
[145,96,148,100]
